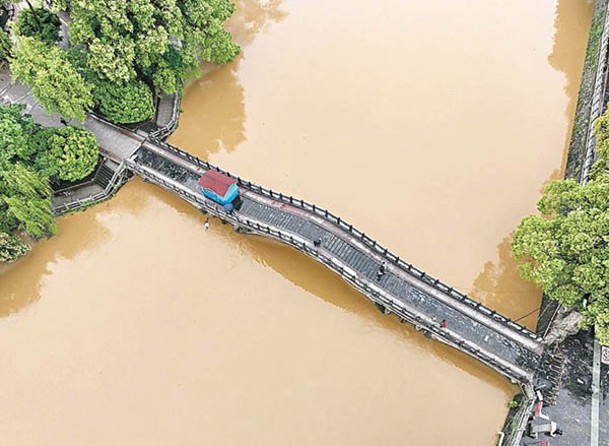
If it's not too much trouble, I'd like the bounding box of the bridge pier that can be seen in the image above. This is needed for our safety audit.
[234,225,252,234]
[374,302,391,315]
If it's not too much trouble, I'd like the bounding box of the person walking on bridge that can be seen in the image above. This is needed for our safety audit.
[377,261,387,281]
[204,218,210,231]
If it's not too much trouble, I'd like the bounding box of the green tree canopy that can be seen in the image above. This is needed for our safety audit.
[0,160,56,239]
[0,232,31,263]
[11,37,93,122]
[0,29,12,68]
[53,0,239,94]
[0,103,48,164]
[15,7,61,45]
[92,78,155,124]
[47,126,99,182]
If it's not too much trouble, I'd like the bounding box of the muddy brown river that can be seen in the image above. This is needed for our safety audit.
[0,0,593,444]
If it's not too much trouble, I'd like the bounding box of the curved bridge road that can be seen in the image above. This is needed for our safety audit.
[81,115,549,389]
[0,74,549,391]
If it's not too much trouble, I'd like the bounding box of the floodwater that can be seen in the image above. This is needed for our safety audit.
[0,0,593,445]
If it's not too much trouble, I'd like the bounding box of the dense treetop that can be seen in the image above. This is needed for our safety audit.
[12,36,93,122]
[0,104,98,263]
[15,7,61,45]
[9,0,239,122]
[59,0,239,90]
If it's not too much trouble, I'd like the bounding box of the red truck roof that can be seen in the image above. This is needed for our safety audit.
[198,170,236,196]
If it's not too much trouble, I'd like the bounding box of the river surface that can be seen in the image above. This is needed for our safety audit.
[0,0,592,445]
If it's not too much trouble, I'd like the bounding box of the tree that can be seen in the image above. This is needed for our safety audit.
[47,126,98,181]
[15,7,61,45]
[11,37,93,122]
[0,29,12,68]
[0,103,48,164]
[513,107,609,345]
[0,104,72,263]
[0,160,56,239]
[58,0,239,95]
[92,78,155,124]
[0,232,31,263]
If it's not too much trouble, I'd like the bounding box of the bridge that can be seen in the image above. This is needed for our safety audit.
[60,113,550,393]
[1,68,556,444]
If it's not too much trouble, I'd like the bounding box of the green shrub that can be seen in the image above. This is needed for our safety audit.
[0,29,12,67]
[47,126,98,182]
[0,232,30,263]
[93,79,155,124]
[507,400,520,409]
[15,8,61,45]
[0,161,56,239]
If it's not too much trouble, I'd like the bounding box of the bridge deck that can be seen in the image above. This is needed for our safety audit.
[0,65,547,385]
[126,139,545,385]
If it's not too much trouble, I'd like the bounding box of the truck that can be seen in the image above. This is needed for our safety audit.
[198,170,240,211]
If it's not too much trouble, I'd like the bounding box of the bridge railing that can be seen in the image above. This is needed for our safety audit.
[149,93,181,140]
[242,219,530,384]
[126,157,531,384]
[145,138,542,343]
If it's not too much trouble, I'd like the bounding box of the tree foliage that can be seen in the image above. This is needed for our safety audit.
[0,29,12,68]
[0,104,99,263]
[513,107,609,344]
[10,1,239,124]
[11,37,93,122]
[0,160,56,239]
[0,103,52,166]
[55,0,239,94]
[15,7,61,45]
[0,232,31,263]
[47,126,99,181]
[92,78,155,124]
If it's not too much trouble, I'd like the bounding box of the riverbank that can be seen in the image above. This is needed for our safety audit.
[564,0,609,181]
[502,0,609,445]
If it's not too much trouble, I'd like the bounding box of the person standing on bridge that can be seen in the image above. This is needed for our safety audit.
[376,261,387,281]
[441,320,447,329]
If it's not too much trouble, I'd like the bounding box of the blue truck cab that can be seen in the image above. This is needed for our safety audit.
[198,170,239,208]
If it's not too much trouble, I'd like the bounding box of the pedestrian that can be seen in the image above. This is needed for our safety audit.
[313,238,322,248]
[380,261,387,274]
[204,218,210,231]
[376,262,386,281]
[60,117,68,126]
[441,319,447,329]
